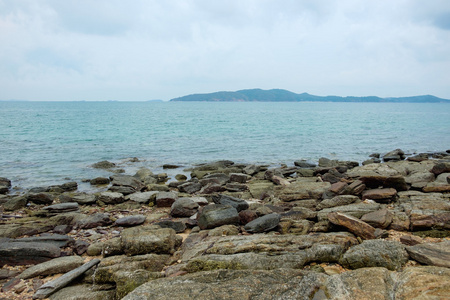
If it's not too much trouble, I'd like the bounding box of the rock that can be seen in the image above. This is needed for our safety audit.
[134,168,158,185]
[197,204,240,230]
[52,225,72,234]
[0,177,11,188]
[383,148,405,161]
[110,174,145,191]
[406,241,450,267]
[244,213,280,233]
[76,213,112,229]
[209,225,240,236]
[48,284,116,300]
[127,191,158,204]
[328,212,377,240]
[175,174,187,181]
[389,210,411,231]
[340,240,409,270]
[73,240,90,255]
[225,183,248,192]
[361,209,393,229]
[121,226,182,255]
[97,191,125,204]
[155,191,178,207]
[43,203,79,214]
[247,181,275,199]
[0,242,61,266]
[170,198,199,217]
[155,220,187,233]
[328,181,347,194]
[212,194,249,212]
[200,183,227,194]
[399,235,422,246]
[344,179,366,195]
[229,173,251,183]
[0,268,19,280]
[281,208,316,221]
[16,234,74,248]
[89,177,110,185]
[114,269,164,299]
[407,153,429,162]
[114,215,146,227]
[317,202,381,221]
[3,196,27,211]
[294,160,316,168]
[362,188,397,202]
[243,164,261,175]
[69,193,97,205]
[108,185,136,195]
[317,195,359,210]
[238,209,258,225]
[202,173,230,185]
[276,181,331,201]
[92,160,116,169]
[178,181,202,194]
[18,256,84,279]
[431,162,450,175]
[27,192,54,205]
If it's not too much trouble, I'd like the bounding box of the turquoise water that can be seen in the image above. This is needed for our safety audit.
[0,101,449,189]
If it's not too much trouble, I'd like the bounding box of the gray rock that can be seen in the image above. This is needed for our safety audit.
[203,173,230,185]
[229,173,251,183]
[110,174,145,191]
[27,192,55,205]
[178,181,202,194]
[49,284,116,300]
[197,204,240,230]
[317,195,360,210]
[91,160,116,169]
[361,209,393,229]
[0,242,61,266]
[155,191,178,207]
[73,240,90,255]
[317,202,381,221]
[16,234,74,248]
[43,203,79,214]
[69,193,96,205]
[127,191,158,204]
[155,220,187,233]
[294,160,316,168]
[121,226,182,255]
[244,213,280,233]
[275,181,331,201]
[76,213,112,229]
[243,164,261,175]
[170,197,199,217]
[383,148,405,161]
[3,196,27,211]
[18,256,84,279]
[89,177,110,185]
[212,194,249,212]
[108,185,136,195]
[340,239,409,270]
[406,240,450,267]
[97,191,125,204]
[115,215,146,227]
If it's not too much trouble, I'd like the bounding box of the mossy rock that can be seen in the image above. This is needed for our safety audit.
[114,270,163,299]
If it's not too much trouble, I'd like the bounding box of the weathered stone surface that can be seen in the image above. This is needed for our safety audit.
[197,204,240,230]
[73,240,89,255]
[347,163,400,178]
[244,213,280,233]
[155,220,186,233]
[0,242,61,266]
[431,162,450,175]
[121,226,182,255]
[328,212,376,240]
[340,240,409,270]
[155,191,178,207]
[389,210,411,231]
[229,173,251,183]
[16,234,74,248]
[276,181,330,201]
[317,195,359,210]
[178,181,202,194]
[208,225,240,237]
[238,209,258,225]
[67,193,96,205]
[247,181,275,199]
[361,209,393,229]
[18,256,84,279]
[76,213,112,229]
[92,160,116,169]
[362,188,397,202]
[97,191,125,204]
[212,194,249,212]
[43,203,79,214]
[108,185,136,195]
[406,241,450,267]
[49,284,116,300]
[27,192,54,205]
[126,191,158,203]
[328,181,347,194]
[114,215,146,227]
[317,202,381,221]
[170,197,199,217]
[3,196,27,211]
[89,177,110,185]
[383,148,405,161]
[110,174,145,191]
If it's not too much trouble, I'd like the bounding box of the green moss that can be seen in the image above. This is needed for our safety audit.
[185,259,245,273]
[413,230,450,238]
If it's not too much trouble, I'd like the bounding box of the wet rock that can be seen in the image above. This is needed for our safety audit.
[3,196,27,211]
[406,240,450,267]
[155,220,187,233]
[170,198,199,217]
[175,174,187,181]
[328,212,377,240]
[121,226,182,255]
[76,213,112,229]
[97,191,125,204]
[212,194,249,212]
[134,168,158,185]
[340,240,409,270]
[114,215,146,227]
[294,160,316,168]
[0,242,61,266]
[155,191,178,207]
[18,256,84,279]
[362,188,397,202]
[89,177,110,185]
[383,149,405,162]
[244,213,280,233]
[197,204,240,230]
[92,160,116,169]
[361,208,393,229]
[27,192,55,205]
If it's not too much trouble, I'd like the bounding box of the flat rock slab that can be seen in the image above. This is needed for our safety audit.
[114,215,146,227]
[340,239,409,271]
[15,234,74,248]
[244,213,280,233]
[18,256,84,279]
[0,242,61,266]
[43,203,79,213]
[328,212,376,240]
[362,188,397,202]
[406,241,450,268]
[49,284,116,300]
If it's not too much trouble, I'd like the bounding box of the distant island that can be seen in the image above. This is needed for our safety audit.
[170,89,450,103]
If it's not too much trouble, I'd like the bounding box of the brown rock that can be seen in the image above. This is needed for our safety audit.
[271,175,290,186]
[399,235,422,246]
[329,181,347,194]
[344,180,366,195]
[239,210,258,225]
[431,162,450,175]
[328,212,376,240]
[362,188,397,202]
[422,184,450,193]
[361,209,393,229]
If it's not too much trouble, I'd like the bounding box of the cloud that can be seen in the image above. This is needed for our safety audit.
[0,0,449,100]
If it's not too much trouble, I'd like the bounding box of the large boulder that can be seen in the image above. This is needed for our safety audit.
[121,226,182,255]
[340,240,409,270]
[197,204,240,230]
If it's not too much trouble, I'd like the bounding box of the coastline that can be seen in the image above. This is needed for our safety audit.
[1,148,450,299]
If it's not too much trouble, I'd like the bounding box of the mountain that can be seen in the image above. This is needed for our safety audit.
[170,89,450,103]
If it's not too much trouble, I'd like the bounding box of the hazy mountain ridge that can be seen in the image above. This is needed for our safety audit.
[170,89,450,103]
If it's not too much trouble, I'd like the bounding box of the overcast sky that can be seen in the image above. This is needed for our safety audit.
[1,0,450,101]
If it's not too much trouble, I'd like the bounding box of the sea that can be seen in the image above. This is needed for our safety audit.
[0,101,449,192]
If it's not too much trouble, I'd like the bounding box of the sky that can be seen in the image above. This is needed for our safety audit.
[1,0,450,101]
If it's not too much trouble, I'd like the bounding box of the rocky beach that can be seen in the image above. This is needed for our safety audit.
[1,149,450,299]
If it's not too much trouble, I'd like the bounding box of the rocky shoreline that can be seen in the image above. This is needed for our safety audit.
[1,149,449,299]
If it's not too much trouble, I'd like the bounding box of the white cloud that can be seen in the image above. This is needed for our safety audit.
[0,0,449,100]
